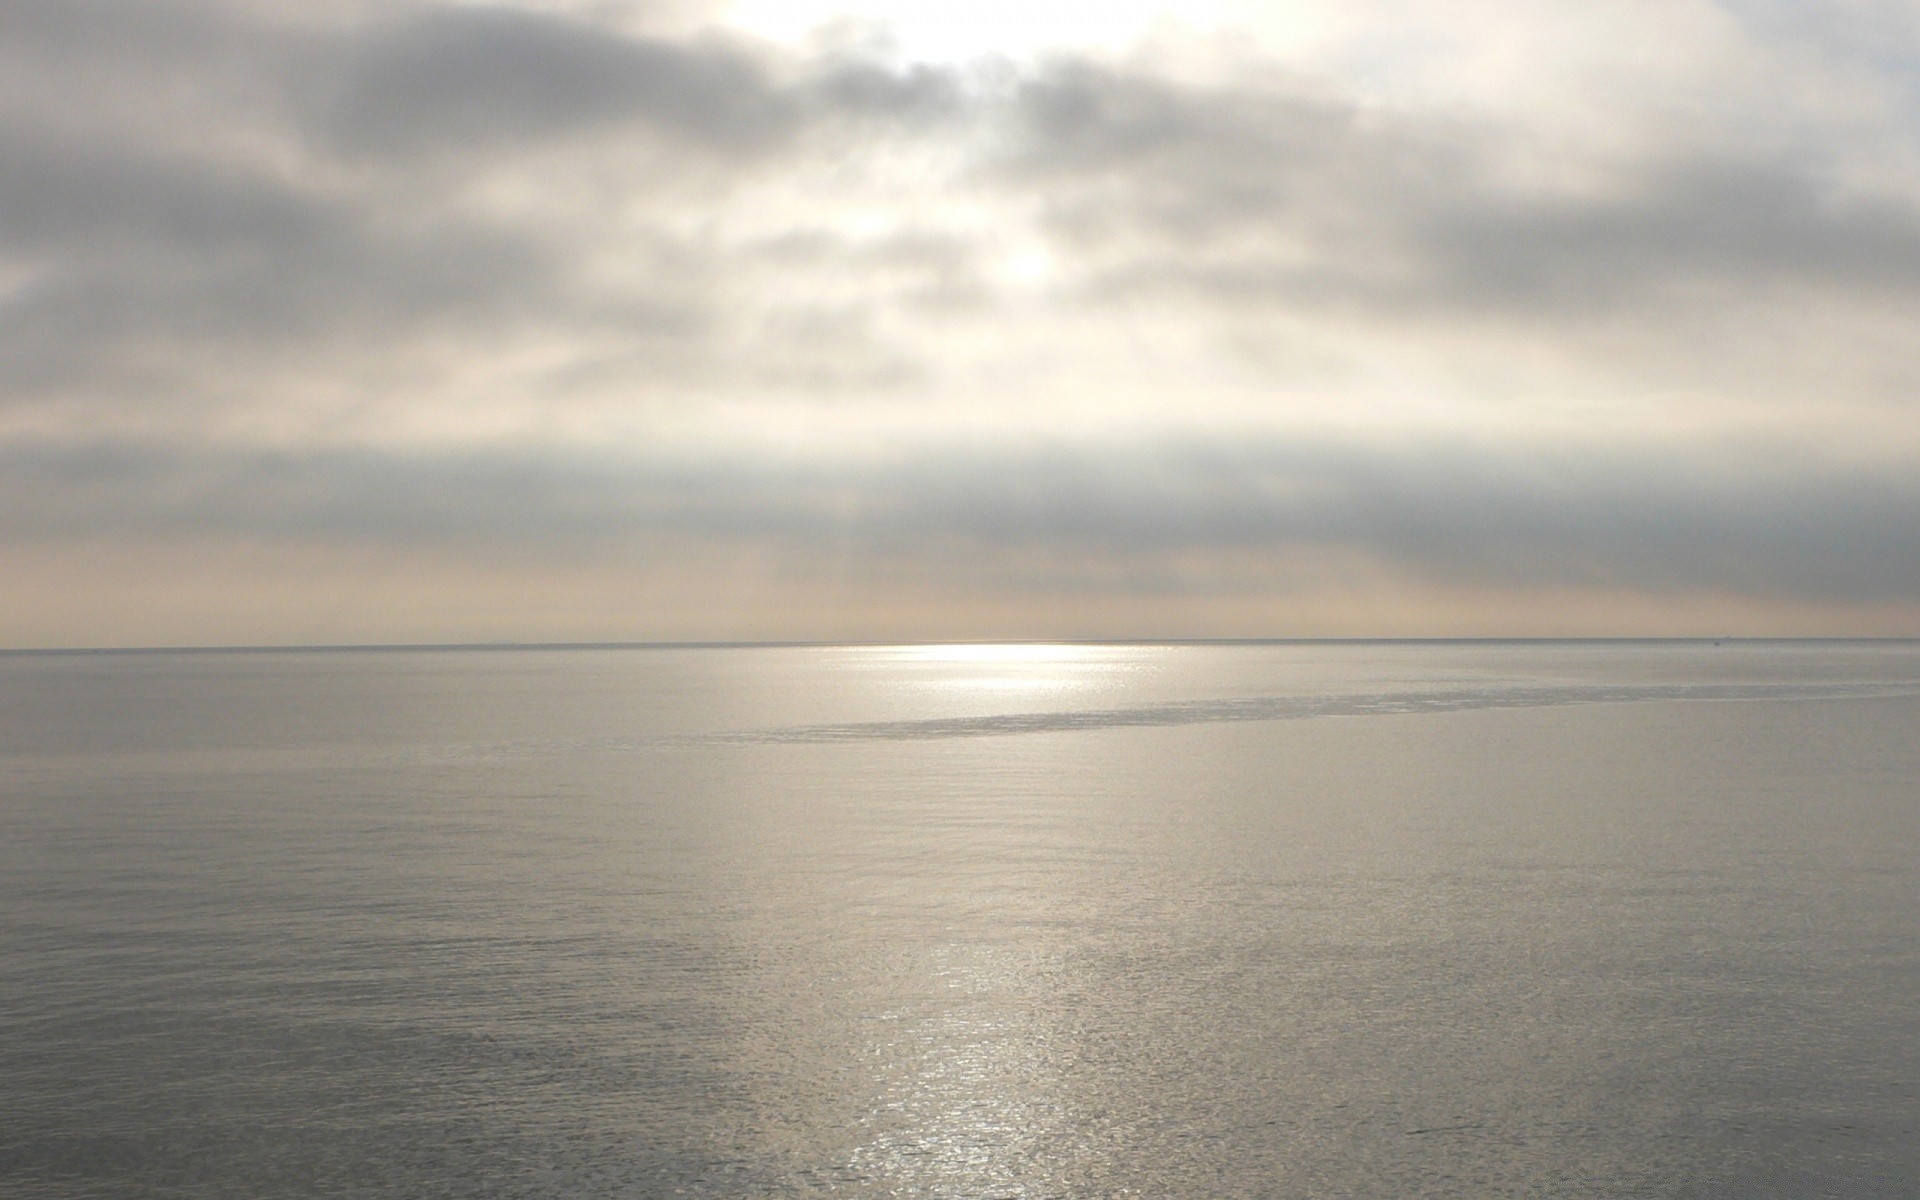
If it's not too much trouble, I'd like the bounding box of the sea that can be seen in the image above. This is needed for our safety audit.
[2,640,1916,1198]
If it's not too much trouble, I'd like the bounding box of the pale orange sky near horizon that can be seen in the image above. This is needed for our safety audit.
[4,0,1920,646]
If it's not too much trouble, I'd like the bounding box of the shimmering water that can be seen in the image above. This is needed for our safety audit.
[2,641,1916,1198]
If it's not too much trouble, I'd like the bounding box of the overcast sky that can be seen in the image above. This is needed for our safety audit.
[5,0,1920,644]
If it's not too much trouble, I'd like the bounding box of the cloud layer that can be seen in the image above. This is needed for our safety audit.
[4,0,1920,642]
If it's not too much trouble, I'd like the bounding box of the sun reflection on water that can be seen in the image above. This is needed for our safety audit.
[864,643,1153,699]
[881,643,1116,664]
[843,942,1097,1198]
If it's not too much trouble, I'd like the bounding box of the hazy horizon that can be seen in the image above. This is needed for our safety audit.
[10,635,1920,656]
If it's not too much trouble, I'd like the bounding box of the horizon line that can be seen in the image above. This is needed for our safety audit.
[5,636,1919,657]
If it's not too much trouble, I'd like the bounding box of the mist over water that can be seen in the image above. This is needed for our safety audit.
[3,642,1917,1197]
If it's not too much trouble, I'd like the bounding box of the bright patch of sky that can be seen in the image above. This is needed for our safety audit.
[723,0,1233,64]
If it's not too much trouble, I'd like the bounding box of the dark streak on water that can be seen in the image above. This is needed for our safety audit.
[380,681,1920,764]
[697,680,1920,745]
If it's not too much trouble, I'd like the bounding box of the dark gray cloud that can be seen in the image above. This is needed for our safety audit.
[301,7,799,157]
[297,3,962,159]
[0,0,264,78]
[3,434,1914,605]
[0,128,564,387]
[1002,60,1920,323]
[1420,159,1920,310]
[0,0,964,408]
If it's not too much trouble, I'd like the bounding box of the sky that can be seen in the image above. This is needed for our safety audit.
[5,0,1920,645]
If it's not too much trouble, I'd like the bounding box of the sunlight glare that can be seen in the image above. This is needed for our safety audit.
[722,0,1228,64]
[887,643,1107,664]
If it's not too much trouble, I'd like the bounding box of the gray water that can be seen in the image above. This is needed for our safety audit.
[2,641,1916,1198]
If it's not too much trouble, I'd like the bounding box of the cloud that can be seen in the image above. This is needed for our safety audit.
[4,0,1920,639]
[0,0,966,418]
[300,7,800,158]
[11,0,1920,419]
[0,128,570,399]
[4,432,1915,607]
[301,3,963,157]
[1001,58,1920,317]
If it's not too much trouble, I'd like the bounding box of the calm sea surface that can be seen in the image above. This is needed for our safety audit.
[2,641,1916,1198]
